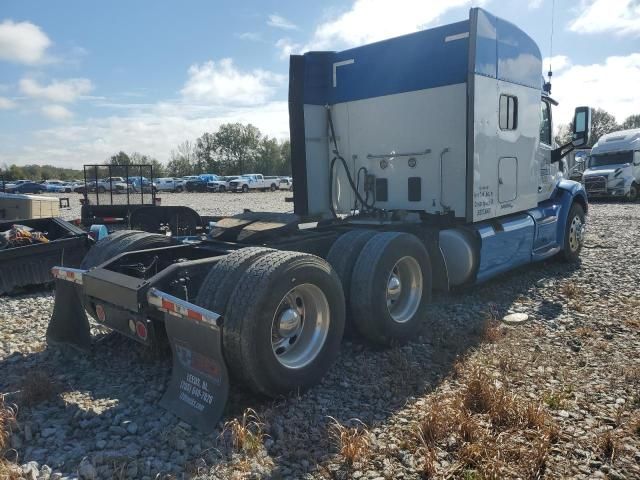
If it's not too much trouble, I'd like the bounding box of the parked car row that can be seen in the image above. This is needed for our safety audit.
[3,174,294,195]
[155,174,293,193]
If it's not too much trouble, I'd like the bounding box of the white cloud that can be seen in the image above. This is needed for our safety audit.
[528,0,544,9]
[19,77,93,103]
[1,56,291,168]
[303,0,473,51]
[3,101,289,168]
[569,0,640,36]
[41,104,73,121]
[542,55,571,73]
[238,32,263,42]
[0,96,16,109]
[267,14,299,31]
[181,58,285,106]
[549,53,640,126]
[0,19,51,64]
[275,38,301,60]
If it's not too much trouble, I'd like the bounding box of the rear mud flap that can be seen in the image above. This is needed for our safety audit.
[46,279,92,350]
[160,312,229,433]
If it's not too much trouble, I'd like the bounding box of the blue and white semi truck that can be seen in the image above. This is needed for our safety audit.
[48,8,591,430]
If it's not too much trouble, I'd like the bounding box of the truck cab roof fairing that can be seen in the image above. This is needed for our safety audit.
[298,8,542,108]
[301,20,470,106]
[472,8,542,90]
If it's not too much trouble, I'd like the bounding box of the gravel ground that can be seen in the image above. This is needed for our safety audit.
[1,201,639,479]
[50,192,293,221]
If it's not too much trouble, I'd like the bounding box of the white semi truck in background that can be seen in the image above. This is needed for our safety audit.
[48,8,591,431]
[583,128,640,201]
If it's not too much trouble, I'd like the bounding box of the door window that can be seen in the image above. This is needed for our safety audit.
[499,95,518,130]
[540,101,552,145]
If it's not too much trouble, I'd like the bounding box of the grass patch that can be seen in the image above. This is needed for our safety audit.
[481,305,506,343]
[407,366,557,478]
[560,282,579,300]
[630,415,640,438]
[328,417,371,466]
[0,396,20,480]
[597,429,618,462]
[542,388,573,411]
[18,369,57,406]
[222,408,265,456]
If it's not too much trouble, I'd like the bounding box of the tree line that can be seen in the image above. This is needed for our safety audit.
[555,110,640,147]
[166,123,291,177]
[1,122,291,181]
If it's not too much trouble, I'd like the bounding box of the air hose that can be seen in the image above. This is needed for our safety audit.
[326,105,376,217]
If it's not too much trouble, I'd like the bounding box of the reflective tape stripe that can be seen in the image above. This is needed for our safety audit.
[51,266,86,285]
[147,288,220,328]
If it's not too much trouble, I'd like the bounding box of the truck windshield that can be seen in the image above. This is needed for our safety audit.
[590,151,633,167]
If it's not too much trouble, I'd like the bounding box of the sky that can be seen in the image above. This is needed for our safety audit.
[0,0,639,168]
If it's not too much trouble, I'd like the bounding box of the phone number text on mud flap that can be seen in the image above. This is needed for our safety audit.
[179,373,214,412]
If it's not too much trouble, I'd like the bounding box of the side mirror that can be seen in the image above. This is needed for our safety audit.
[572,106,591,147]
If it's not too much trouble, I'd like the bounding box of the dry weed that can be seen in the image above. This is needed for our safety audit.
[0,461,22,480]
[560,282,579,300]
[0,397,17,452]
[622,366,640,388]
[18,369,57,406]
[222,408,265,456]
[573,326,594,338]
[328,417,371,466]
[415,400,450,447]
[542,391,567,411]
[0,397,20,480]
[462,370,497,414]
[597,429,618,462]
[480,304,508,344]
[630,415,640,438]
[416,446,437,478]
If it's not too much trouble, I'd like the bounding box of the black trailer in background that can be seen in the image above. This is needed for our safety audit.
[80,164,202,236]
[0,217,89,295]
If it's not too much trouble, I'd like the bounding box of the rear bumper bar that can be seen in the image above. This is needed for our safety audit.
[49,266,229,432]
[52,266,222,327]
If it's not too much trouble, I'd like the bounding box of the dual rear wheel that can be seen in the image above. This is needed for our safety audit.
[195,231,431,398]
[195,248,345,397]
[328,231,432,345]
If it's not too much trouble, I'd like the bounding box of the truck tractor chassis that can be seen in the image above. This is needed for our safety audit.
[47,7,591,431]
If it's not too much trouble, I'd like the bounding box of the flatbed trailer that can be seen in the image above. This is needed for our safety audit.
[48,7,592,431]
[0,217,89,295]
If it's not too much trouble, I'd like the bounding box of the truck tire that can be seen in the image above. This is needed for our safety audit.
[270,183,277,192]
[350,232,432,346]
[175,186,183,193]
[218,185,226,193]
[98,186,106,193]
[242,184,249,193]
[80,230,173,269]
[628,183,638,202]
[326,229,376,334]
[194,247,274,315]
[560,202,585,263]
[223,251,345,397]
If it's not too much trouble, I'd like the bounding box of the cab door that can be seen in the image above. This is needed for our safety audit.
[536,99,554,202]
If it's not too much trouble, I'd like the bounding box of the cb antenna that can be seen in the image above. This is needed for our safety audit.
[544,0,555,94]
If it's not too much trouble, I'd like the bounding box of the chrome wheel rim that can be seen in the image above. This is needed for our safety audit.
[386,256,423,323]
[568,215,584,252]
[271,283,330,369]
